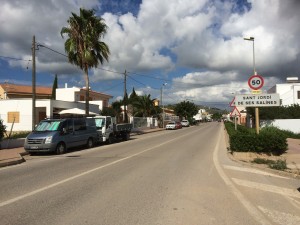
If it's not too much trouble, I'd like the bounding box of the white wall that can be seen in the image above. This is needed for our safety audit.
[261,119,300,134]
[0,99,101,132]
[0,99,33,131]
[269,83,300,106]
[56,87,79,101]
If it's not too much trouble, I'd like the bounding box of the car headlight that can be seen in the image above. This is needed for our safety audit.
[45,136,53,144]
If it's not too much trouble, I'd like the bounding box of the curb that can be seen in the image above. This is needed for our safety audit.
[0,153,26,168]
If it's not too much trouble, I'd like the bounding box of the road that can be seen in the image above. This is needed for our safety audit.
[0,122,299,225]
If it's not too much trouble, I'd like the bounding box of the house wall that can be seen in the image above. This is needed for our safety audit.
[261,119,300,134]
[0,99,33,131]
[268,83,300,106]
[0,99,101,132]
[56,87,79,101]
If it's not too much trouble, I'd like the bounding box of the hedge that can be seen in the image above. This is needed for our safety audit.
[225,122,287,155]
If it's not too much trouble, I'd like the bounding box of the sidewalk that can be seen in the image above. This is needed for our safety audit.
[0,127,164,168]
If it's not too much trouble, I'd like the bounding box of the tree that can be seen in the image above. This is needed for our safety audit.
[247,104,300,120]
[132,94,156,117]
[61,8,110,115]
[111,101,123,123]
[174,101,198,121]
[51,74,58,100]
[128,87,139,116]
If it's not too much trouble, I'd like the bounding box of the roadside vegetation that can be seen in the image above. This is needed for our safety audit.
[0,119,6,142]
[224,121,300,155]
[251,158,288,171]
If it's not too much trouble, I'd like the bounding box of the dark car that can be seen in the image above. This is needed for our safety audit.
[175,121,182,129]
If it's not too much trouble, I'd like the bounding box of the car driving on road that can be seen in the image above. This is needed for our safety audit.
[181,120,190,127]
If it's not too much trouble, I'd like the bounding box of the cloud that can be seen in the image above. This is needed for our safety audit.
[1,0,300,108]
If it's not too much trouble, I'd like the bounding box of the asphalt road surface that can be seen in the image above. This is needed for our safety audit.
[0,122,299,225]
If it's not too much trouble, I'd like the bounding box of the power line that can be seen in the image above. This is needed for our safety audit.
[0,55,31,61]
[36,43,68,58]
[126,74,148,87]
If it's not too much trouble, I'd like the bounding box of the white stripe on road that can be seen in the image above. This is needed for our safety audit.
[0,128,200,208]
[223,165,290,179]
[213,125,272,225]
[232,178,300,199]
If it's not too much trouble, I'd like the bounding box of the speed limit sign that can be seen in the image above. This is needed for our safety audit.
[248,75,264,90]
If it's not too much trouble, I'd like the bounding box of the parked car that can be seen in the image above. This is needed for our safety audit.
[181,120,190,127]
[166,121,176,130]
[24,117,99,155]
[175,121,182,129]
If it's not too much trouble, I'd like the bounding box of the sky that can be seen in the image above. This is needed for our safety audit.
[0,0,300,110]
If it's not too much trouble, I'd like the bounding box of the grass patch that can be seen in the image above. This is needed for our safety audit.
[252,158,287,171]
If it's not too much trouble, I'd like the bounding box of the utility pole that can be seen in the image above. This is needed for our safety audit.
[244,36,259,134]
[123,70,127,123]
[32,35,36,131]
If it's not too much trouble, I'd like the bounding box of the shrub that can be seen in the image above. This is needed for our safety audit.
[225,121,287,154]
[0,119,6,142]
[252,158,287,171]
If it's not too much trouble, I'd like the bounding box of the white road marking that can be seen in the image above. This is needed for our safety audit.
[258,205,300,225]
[0,128,200,208]
[213,126,272,225]
[232,178,300,199]
[223,165,290,179]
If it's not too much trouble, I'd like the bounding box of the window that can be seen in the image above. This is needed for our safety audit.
[74,118,86,131]
[7,112,20,123]
[298,91,300,99]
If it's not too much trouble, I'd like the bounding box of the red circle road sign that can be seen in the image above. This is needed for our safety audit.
[248,75,264,90]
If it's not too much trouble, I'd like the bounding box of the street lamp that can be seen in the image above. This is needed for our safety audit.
[243,37,256,75]
[161,83,167,128]
[244,36,259,134]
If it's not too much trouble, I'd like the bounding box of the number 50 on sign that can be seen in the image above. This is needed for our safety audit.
[248,75,264,90]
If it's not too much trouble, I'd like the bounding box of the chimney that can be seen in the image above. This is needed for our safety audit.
[65,83,68,88]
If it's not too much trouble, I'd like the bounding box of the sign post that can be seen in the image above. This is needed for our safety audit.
[248,74,264,134]
[230,107,241,130]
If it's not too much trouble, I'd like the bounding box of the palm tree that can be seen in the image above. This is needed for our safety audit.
[133,94,156,117]
[61,8,110,115]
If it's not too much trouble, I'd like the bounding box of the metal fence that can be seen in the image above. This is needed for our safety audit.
[130,117,158,129]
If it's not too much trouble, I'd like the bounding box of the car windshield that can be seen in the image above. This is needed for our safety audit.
[35,121,62,131]
[168,122,175,124]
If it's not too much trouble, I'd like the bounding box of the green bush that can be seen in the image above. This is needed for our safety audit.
[0,119,6,142]
[252,158,287,171]
[225,121,287,154]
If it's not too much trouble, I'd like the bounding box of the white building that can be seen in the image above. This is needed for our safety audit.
[267,77,300,106]
[193,109,206,122]
[0,83,112,132]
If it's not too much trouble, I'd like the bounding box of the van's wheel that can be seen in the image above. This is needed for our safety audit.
[56,142,66,155]
[87,138,94,148]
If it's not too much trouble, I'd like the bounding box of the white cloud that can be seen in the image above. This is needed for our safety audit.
[1,0,300,107]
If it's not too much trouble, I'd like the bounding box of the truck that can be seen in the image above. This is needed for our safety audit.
[24,117,99,154]
[90,116,133,144]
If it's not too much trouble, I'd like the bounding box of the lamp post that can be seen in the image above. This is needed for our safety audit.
[244,36,259,134]
[161,83,167,128]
